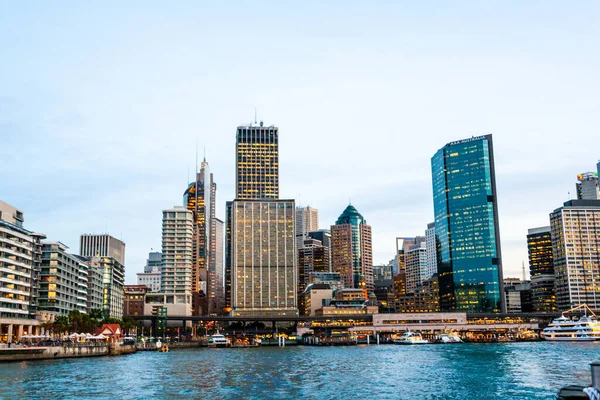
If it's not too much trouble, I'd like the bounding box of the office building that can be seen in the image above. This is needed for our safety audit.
[405,241,428,294]
[302,283,333,316]
[184,158,217,315]
[393,237,424,297]
[298,237,331,314]
[83,256,124,319]
[576,172,600,200]
[296,206,319,250]
[160,206,194,316]
[0,201,45,319]
[331,205,373,294]
[144,252,162,273]
[137,268,161,293]
[235,121,279,200]
[308,272,343,291]
[425,222,437,280]
[123,285,148,317]
[212,218,224,313]
[80,234,125,265]
[395,275,440,313]
[38,242,88,315]
[527,226,556,312]
[550,200,600,311]
[431,135,504,313]
[503,278,532,313]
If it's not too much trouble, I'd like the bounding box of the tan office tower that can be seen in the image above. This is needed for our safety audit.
[550,199,600,312]
[331,205,373,295]
[161,206,194,316]
[80,234,125,265]
[235,122,279,200]
[184,158,217,315]
[296,206,319,250]
[227,121,298,317]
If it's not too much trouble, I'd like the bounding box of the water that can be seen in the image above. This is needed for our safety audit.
[0,342,596,399]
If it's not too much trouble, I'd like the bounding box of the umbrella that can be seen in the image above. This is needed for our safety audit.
[96,334,106,339]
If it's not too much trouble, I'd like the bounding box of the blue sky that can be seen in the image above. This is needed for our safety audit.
[1,2,599,284]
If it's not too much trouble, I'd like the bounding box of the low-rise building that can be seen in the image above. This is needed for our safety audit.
[137,267,161,293]
[302,283,333,316]
[124,285,148,317]
[504,278,532,313]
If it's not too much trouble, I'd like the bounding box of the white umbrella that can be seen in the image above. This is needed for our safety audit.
[69,333,78,339]
[96,334,106,339]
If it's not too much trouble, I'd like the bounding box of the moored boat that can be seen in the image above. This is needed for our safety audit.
[541,304,600,342]
[394,331,430,345]
[208,333,231,348]
[436,332,462,344]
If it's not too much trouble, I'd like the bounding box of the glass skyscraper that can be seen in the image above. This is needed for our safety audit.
[431,134,504,313]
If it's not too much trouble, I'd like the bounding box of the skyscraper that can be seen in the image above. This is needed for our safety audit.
[576,172,600,200]
[425,222,437,281]
[213,218,224,313]
[550,200,600,311]
[431,135,504,313]
[227,122,298,318]
[527,226,556,312]
[405,242,428,294]
[331,204,373,295]
[296,206,319,250]
[160,206,194,316]
[184,158,217,315]
[79,234,125,265]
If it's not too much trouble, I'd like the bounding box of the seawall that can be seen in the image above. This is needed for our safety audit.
[0,343,137,362]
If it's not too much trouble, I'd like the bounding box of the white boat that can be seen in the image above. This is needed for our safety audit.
[437,332,463,344]
[394,331,430,345]
[541,304,600,341]
[208,333,230,348]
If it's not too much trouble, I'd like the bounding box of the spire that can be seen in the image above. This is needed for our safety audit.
[195,138,199,174]
[203,146,206,163]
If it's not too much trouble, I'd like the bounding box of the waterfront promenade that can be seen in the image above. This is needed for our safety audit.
[0,342,595,399]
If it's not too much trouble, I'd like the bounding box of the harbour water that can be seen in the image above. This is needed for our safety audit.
[0,342,597,399]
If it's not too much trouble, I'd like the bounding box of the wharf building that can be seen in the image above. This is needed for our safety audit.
[576,172,600,200]
[331,205,374,295]
[226,121,298,318]
[295,206,319,251]
[184,158,218,315]
[38,242,88,315]
[527,227,557,312]
[550,199,600,311]
[431,134,505,313]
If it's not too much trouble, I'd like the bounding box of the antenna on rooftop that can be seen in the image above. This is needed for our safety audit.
[254,107,257,125]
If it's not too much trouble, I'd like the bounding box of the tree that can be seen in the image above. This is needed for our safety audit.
[53,316,70,335]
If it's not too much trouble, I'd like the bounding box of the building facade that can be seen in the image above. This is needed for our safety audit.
[425,222,437,281]
[576,172,600,200]
[550,200,600,311]
[213,218,224,314]
[137,268,161,293]
[296,206,319,251]
[160,206,194,316]
[405,242,428,294]
[395,275,440,313]
[123,285,148,317]
[331,205,373,294]
[39,242,88,315]
[431,135,505,313]
[77,254,104,314]
[527,226,556,312]
[144,252,162,273]
[80,234,125,265]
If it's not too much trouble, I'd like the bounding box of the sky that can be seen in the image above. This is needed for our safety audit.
[1,1,599,284]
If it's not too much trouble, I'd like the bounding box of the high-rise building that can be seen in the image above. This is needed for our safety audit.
[331,204,373,295]
[80,234,125,265]
[393,237,424,297]
[138,251,162,292]
[425,222,437,280]
[576,172,600,200]
[550,199,600,311]
[405,242,428,294]
[160,206,194,316]
[144,251,162,273]
[73,254,103,313]
[39,242,88,315]
[184,158,217,315]
[81,255,124,319]
[431,135,504,313]
[298,237,331,314]
[296,206,319,250]
[0,201,45,319]
[395,275,440,313]
[235,122,279,200]
[212,218,224,314]
[527,226,556,312]
[227,122,297,318]
[503,278,533,313]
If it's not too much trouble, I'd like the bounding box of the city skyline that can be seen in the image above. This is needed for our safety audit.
[2,2,600,285]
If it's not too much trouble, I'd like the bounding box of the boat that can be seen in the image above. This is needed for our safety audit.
[393,331,430,345]
[159,343,169,352]
[208,333,230,348]
[541,304,600,341]
[516,330,540,342]
[437,332,462,344]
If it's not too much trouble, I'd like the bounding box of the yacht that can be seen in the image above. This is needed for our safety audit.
[394,332,430,345]
[437,332,463,344]
[208,333,230,348]
[541,305,600,342]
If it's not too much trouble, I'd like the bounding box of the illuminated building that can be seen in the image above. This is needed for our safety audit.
[425,222,437,279]
[123,285,148,317]
[308,272,342,290]
[159,206,193,317]
[576,172,600,200]
[298,238,330,315]
[331,205,373,294]
[213,218,224,313]
[550,199,600,311]
[302,283,333,316]
[296,206,319,250]
[79,234,125,265]
[527,226,556,312]
[503,278,532,313]
[39,242,88,315]
[0,201,46,319]
[405,242,428,294]
[82,256,124,319]
[394,237,424,296]
[431,135,505,313]
[395,275,440,313]
[227,122,298,318]
[184,158,217,315]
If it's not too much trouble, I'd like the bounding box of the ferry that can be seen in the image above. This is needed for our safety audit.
[437,332,462,344]
[394,332,430,345]
[208,333,230,348]
[541,304,600,341]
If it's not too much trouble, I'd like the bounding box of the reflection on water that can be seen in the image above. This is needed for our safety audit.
[0,342,597,399]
